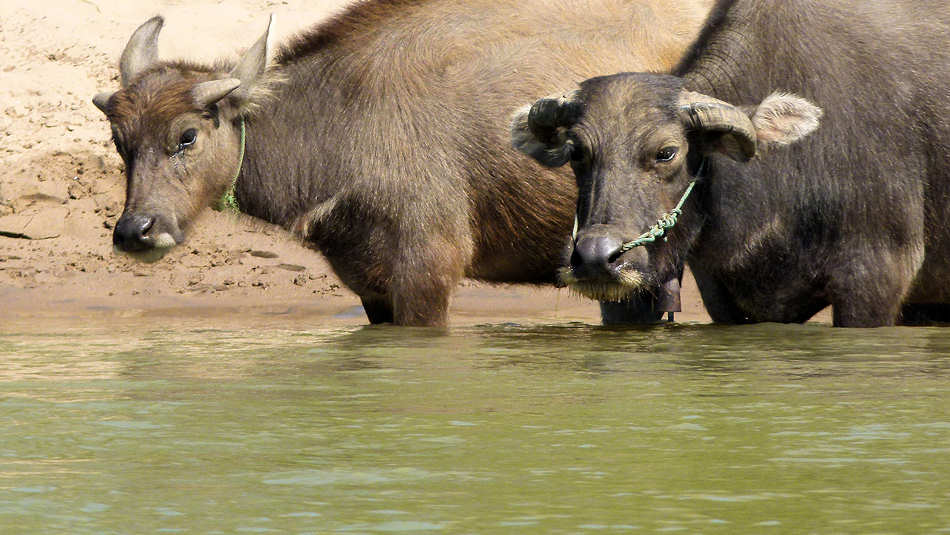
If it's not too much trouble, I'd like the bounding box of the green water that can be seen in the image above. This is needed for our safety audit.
[1,321,949,534]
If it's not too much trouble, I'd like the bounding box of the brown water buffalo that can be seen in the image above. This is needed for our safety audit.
[512,0,950,327]
[91,0,713,326]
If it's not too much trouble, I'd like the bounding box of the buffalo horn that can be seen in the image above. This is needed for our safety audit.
[527,91,581,144]
[678,91,757,161]
[92,91,114,114]
[229,14,275,103]
[192,78,242,110]
[120,16,164,88]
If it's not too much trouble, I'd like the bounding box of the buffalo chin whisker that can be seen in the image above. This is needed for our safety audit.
[118,246,172,264]
[557,267,646,302]
[153,232,177,249]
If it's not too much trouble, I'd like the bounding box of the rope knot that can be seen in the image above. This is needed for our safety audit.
[617,179,697,252]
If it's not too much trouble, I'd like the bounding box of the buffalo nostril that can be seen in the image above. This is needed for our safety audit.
[571,235,624,274]
[113,214,156,251]
[137,217,154,238]
[605,246,623,264]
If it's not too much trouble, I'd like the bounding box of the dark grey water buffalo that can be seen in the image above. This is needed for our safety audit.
[512,0,950,327]
[91,0,713,326]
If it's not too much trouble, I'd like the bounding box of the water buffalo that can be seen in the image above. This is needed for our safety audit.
[512,0,950,327]
[91,0,713,326]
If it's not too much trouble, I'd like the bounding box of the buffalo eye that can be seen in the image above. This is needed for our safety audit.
[656,146,678,163]
[177,128,198,151]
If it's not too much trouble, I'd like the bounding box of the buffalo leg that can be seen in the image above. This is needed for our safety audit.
[600,267,685,325]
[361,297,394,324]
[829,276,906,327]
[899,303,950,325]
[832,299,901,328]
[599,295,664,324]
[390,276,453,327]
[688,263,749,323]
[829,249,921,327]
[388,234,467,327]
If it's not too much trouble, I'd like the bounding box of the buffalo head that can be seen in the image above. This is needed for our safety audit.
[92,16,274,261]
[511,73,822,302]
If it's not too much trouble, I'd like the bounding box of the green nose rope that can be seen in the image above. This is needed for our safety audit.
[617,179,696,253]
[571,158,705,253]
[215,117,246,213]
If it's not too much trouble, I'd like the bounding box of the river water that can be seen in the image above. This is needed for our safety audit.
[1,320,949,533]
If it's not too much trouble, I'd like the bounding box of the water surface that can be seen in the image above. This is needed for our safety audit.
[1,321,949,533]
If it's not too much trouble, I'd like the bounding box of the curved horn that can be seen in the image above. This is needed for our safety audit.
[229,14,275,103]
[92,91,114,115]
[678,91,757,161]
[527,91,582,144]
[511,91,582,167]
[120,16,164,88]
[192,78,241,110]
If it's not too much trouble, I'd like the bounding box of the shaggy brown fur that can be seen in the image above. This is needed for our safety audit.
[96,0,714,326]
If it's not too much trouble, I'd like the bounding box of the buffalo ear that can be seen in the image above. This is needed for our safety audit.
[92,91,114,115]
[510,92,581,168]
[228,14,275,104]
[679,90,822,161]
[750,92,823,149]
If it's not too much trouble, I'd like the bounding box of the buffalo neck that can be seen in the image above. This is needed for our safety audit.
[230,96,332,230]
[674,0,762,102]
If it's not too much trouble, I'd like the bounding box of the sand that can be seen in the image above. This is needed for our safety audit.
[0,0,715,329]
